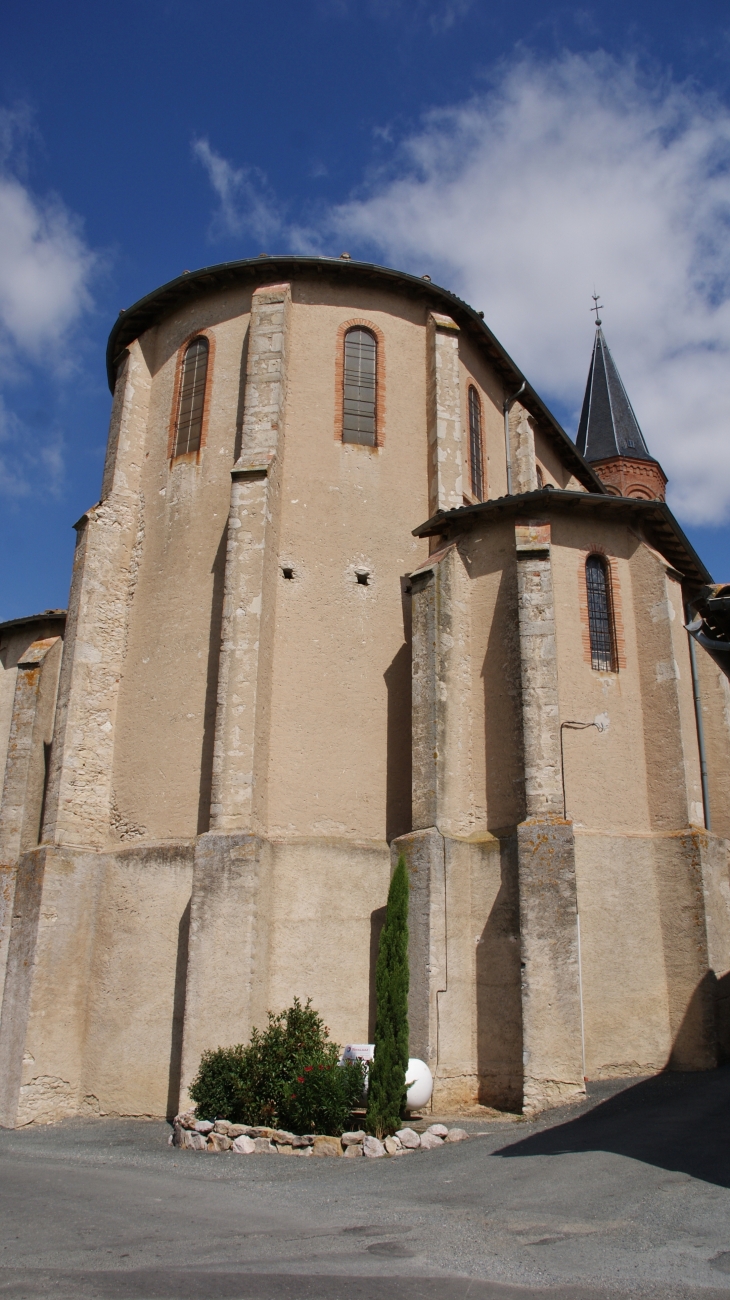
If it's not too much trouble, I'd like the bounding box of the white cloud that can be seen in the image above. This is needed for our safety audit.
[327,53,730,524]
[0,107,94,499]
[192,137,282,245]
[0,110,95,361]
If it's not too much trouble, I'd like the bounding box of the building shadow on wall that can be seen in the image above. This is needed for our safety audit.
[383,579,413,843]
[480,564,524,831]
[197,529,227,834]
[476,832,523,1111]
[166,900,191,1121]
[368,907,387,1041]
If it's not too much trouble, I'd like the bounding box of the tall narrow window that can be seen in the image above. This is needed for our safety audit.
[468,385,484,500]
[174,336,209,457]
[586,555,616,671]
[343,327,376,446]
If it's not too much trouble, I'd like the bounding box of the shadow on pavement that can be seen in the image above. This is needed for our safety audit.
[0,1270,725,1300]
[496,1065,730,1187]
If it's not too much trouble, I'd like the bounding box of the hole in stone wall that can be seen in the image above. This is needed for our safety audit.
[356,572,369,585]
[282,567,294,580]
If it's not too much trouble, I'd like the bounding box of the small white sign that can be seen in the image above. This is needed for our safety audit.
[342,1043,375,1062]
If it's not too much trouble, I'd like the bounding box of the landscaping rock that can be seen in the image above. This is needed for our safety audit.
[181,1130,207,1150]
[343,1143,363,1157]
[363,1136,386,1158]
[291,1134,313,1148]
[250,1127,277,1140]
[232,1135,256,1154]
[395,1127,421,1149]
[213,1121,231,1134]
[445,1128,469,1142]
[384,1136,402,1156]
[312,1135,342,1157]
[208,1132,232,1151]
[419,1131,444,1150]
[227,1125,254,1139]
[194,1120,214,1134]
[425,1124,448,1137]
[341,1130,366,1146]
[270,1130,298,1145]
[253,1137,276,1154]
[175,1111,197,1130]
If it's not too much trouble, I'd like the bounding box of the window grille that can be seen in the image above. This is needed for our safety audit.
[174,336,209,457]
[343,328,376,446]
[468,385,484,500]
[586,555,616,671]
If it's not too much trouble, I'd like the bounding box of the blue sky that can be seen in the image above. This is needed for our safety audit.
[1,0,729,620]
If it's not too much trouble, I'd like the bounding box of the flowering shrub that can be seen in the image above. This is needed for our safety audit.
[189,998,365,1135]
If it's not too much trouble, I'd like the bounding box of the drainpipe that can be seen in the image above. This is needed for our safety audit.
[686,606,711,831]
[503,382,526,496]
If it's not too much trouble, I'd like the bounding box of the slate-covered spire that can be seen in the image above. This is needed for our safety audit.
[575,307,666,501]
[576,328,652,462]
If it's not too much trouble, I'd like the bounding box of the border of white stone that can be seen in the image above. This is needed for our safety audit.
[172,1112,468,1155]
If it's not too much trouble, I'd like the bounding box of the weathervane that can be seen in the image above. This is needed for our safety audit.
[591,292,604,327]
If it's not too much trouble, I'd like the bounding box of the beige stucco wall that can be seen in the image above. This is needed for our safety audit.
[109,280,470,846]
[263,283,430,842]
[110,288,253,843]
[551,516,651,832]
[696,647,730,841]
[457,334,509,501]
[420,507,730,1093]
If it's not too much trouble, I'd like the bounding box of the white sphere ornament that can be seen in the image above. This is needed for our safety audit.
[404,1057,433,1111]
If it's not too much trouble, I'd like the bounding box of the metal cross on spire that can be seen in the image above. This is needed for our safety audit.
[591,293,604,327]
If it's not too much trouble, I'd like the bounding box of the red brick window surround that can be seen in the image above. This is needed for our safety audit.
[168,329,216,464]
[577,546,626,671]
[334,318,386,448]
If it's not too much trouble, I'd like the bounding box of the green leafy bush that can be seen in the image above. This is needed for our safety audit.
[188,998,365,1135]
[366,853,410,1137]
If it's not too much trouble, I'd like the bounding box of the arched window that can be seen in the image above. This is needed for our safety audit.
[343,327,376,446]
[173,336,209,458]
[585,555,616,672]
[536,465,544,489]
[468,385,484,500]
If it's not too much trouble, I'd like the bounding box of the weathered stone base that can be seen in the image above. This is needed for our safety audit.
[517,817,586,1115]
[179,834,391,1108]
[574,827,730,1081]
[0,833,391,1127]
[392,827,523,1113]
[1,824,728,1127]
[0,842,194,1128]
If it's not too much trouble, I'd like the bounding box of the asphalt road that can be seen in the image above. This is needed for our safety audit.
[1,1069,729,1299]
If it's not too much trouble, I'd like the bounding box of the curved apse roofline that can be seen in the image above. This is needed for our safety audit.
[107,254,605,495]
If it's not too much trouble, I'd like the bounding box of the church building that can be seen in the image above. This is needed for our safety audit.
[0,255,729,1126]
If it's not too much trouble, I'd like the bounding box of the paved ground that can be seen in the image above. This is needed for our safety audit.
[1,1069,730,1299]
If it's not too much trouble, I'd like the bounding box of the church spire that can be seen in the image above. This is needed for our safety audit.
[575,303,667,501]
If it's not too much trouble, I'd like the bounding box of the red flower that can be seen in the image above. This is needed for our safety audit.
[290,1093,296,1099]
[297,1076,304,1083]
[304,1066,313,1072]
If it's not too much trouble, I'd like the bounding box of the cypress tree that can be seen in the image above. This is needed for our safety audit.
[366,853,410,1137]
